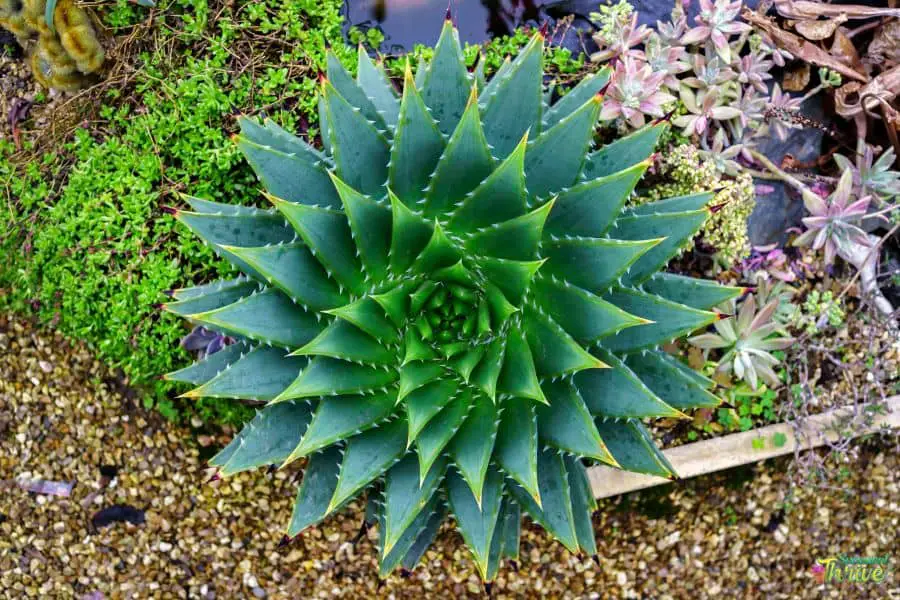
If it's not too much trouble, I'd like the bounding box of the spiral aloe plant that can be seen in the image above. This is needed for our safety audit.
[164,20,741,580]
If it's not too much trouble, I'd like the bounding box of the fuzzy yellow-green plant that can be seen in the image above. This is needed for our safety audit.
[1,0,103,90]
[635,144,755,263]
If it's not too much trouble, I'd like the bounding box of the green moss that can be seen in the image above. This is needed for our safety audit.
[0,0,585,425]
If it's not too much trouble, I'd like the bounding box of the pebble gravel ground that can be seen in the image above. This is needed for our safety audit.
[1,312,898,599]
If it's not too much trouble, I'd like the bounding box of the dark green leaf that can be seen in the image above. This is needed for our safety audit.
[624,351,720,409]
[182,346,306,401]
[575,349,683,418]
[581,123,665,180]
[294,319,394,365]
[509,447,578,553]
[495,397,540,504]
[330,174,392,280]
[329,416,408,510]
[447,467,504,579]
[382,454,448,555]
[542,237,660,294]
[287,445,342,536]
[406,379,458,443]
[416,390,472,481]
[465,200,553,261]
[640,272,743,311]
[594,418,675,478]
[450,399,498,505]
[612,209,709,285]
[538,380,616,464]
[285,390,397,462]
[497,324,545,403]
[216,401,313,476]
[523,306,606,378]
[277,356,397,400]
[544,68,611,129]
[421,19,470,135]
[357,47,399,129]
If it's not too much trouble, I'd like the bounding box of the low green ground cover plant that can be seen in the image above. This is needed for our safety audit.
[0,0,584,425]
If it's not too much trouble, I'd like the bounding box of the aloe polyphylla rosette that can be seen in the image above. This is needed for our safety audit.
[164,21,741,580]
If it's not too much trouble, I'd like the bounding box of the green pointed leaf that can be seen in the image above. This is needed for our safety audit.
[329,416,407,511]
[538,380,616,465]
[399,361,445,401]
[390,64,446,205]
[581,123,665,180]
[330,174,391,280]
[389,190,433,273]
[523,306,606,378]
[450,399,498,505]
[379,495,443,577]
[164,341,248,385]
[383,454,448,555]
[411,221,462,274]
[480,56,511,102]
[612,209,709,285]
[237,137,340,208]
[653,350,715,389]
[216,401,313,476]
[542,237,660,294]
[600,288,718,352]
[532,276,646,342]
[499,498,521,561]
[594,418,675,478]
[544,162,648,239]
[424,86,494,218]
[164,279,258,317]
[174,208,294,280]
[495,397,540,504]
[326,51,386,130]
[270,199,365,294]
[188,289,322,348]
[325,297,398,343]
[284,390,397,462]
[399,502,446,571]
[238,117,328,163]
[448,134,526,231]
[575,349,684,418]
[294,319,394,365]
[544,68,611,129]
[476,256,544,306]
[371,279,418,326]
[181,346,306,401]
[641,272,743,311]
[509,447,578,553]
[470,338,505,400]
[357,48,399,129]
[406,379,458,443]
[447,467,504,579]
[624,191,712,216]
[322,79,390,197]
[221,243,347,311]
[421,19,470,135]
[317,94,331,154]
[448,347,485,383]
[465,200,554,261]
[481,33,543,157]
[168,276,252,301]
[416,390,472,481]
[497,324,545,403]
[403,328,437,364]
[624,351,720,409]
[276,357,397,401]
[563,455,597,554]
[287,445,342,536]
[484,281,518,326]
[525,94,601,198]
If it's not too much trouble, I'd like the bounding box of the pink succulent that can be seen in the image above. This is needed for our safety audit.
[599,57,675,129]
[681,0,751,62]
[793,169,873,265]
[674,87,742,136]
[645,33,690,90]
[736,52,774,94]
[591,12,652,63]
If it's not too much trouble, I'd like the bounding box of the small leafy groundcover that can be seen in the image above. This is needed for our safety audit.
[166,21,739,579]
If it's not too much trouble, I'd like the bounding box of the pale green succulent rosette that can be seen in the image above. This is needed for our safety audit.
[165,21,742,580]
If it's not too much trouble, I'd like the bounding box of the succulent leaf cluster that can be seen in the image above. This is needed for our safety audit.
[589,0,826,158]
[0,0,104,90]
[166,22,739,579]
[794,169,873,266]
[690,294,793,390]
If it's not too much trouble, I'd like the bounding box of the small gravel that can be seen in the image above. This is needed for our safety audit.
[1,312,897,599]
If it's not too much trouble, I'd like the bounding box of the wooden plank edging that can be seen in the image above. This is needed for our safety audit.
[588,395,900,500]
